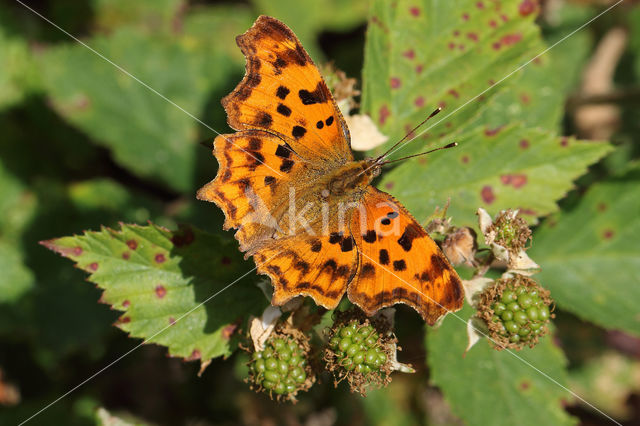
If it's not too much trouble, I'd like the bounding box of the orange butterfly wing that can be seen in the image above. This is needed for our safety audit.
[348,187,464,325]
[223,15,352,163]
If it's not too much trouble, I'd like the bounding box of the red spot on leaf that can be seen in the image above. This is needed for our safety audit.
[439,101,446,109]
[519,139,530,149]
[519,208,537,216]
[446,122,452,128]
[481,186,495,204]
[484,126,503,137]
[500,33,523,46]
[186,349,201,361]
[89,262,98,271]
[597,202,607,212]
[73,246,83,256]
[461,155,470,164]
[501,174,528,189]
[404,124,416,140]
[385,182,394,190]
[122,300,130,308]
[155,285,167,299]
[414,96,425,107]
[409,6,420,16]
[501,14,509,22]
[519,0,538,16]
[467,32,479,42]
[155,253,166,263]
[418,157,427,165]
[520,93,530,104]
[402,49,415,59]
[222,324,238,340]
[127,240,137,250]
[415,64,424,74]
[488,79,495,86]
[453,30,460,37]
[458,44,466,51]
[169,317,176,325]
[379,105,390,125]
[122,252,130,260]
[476,1,485,9]
[489,19,497,28]
[462,13,469,21]
[390,77,401,89]
[533,57,542,65]
[221,256,232,265]
[603,229,614,239]
[492,42,501,50]
[448,89,460,98]
[448,42,456,50]
[560,137,569,147]
[171,226,195,247]
[520,380,530,390]
[119,316,131,324]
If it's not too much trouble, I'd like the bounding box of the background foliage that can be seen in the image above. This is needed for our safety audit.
[1,0,639,425]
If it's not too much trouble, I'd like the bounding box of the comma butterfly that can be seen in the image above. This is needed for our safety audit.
[197,16,464,324]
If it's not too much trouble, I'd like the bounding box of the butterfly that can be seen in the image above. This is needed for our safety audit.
[197,16,464,325]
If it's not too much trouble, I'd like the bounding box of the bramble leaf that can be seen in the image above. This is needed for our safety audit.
[427,305,576,426]
[362,0,611,225]
[43,223,266,363]
[379,126,612,226]
[529,169,640,335]
[39,11,244,192]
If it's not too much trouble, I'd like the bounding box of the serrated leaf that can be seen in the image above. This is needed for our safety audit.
[529,169,640,335]
[39,17,239,192]
[379,125,612,225]
[427,305,577,426]
[43,223,266,362]
[362,0,542,159]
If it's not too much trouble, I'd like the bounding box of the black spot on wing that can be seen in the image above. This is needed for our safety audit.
[316,120,324,129]
[275,144,291,158]
[264,176,275,186]
[362,230,377,243]
[361,263,375,278]
[276,86,290,100]
[280,159,294,173]
[292,126,307,139]
[248,138,262,150]
[340,236,355,252]
[277,104,292,117]
[256,112,272,127]
[329,232,343,244]
[325,116,334,126]
[397,223,424,252]
[310,239,322,252]
[379,249,389,265]
[393,259,407,271]
[298,82,330,105]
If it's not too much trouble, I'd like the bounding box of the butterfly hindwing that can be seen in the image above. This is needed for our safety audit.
[253,232,358,309]
[224,15,353,164]
[348,187,464,325]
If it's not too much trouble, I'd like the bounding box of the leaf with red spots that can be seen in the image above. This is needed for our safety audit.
[428,305,576,426]
[530,169,640,336]
[381,124,612,225]
[42,223,266,364]
[362,0,543,158]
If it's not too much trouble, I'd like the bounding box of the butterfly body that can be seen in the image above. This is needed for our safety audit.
[198,16,464,324]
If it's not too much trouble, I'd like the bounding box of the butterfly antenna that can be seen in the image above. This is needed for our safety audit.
[375,107,442,164]
[379,142,458,165]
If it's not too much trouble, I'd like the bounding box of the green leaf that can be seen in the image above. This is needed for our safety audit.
[91,0,184,32]
[0,29,40,110]
[0,241,34,303]
[43,223,266,362]
[529,169,640,335]
[427,305,577,426]
[379,126,612,226]
[39,15,240,192]
[362,0,542,158]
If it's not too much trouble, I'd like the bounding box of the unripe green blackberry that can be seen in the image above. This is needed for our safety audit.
[324,313,394,395]
[478,275,553,350]
[247,330,314,402]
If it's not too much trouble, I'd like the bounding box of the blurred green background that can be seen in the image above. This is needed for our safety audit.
[1,0,639,425]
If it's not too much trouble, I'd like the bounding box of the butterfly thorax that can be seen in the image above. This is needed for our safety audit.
[324,159,380,197]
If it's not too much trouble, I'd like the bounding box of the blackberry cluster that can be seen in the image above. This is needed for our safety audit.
[479,275,553,350]
[248,333,312,400]
[325,318,393,395]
